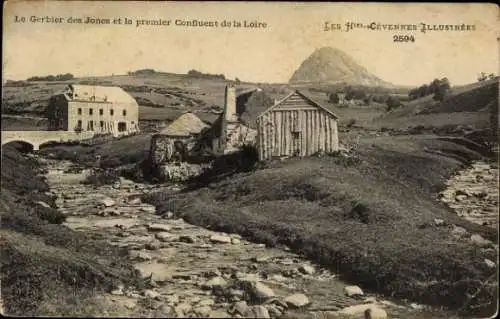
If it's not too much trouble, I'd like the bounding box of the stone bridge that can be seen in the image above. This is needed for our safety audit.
[1,131,95,151]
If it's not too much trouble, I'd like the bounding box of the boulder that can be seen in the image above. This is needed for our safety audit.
[193,305,212,317]
[143,289,161,300]
[252,282,275,300]
[174,303,192,317]
[210,234,232,244]
[364,307,388,319]
[179,235,196,243]
[433,218,446,227]
[339,304,386,318]
[252,255,271,263]
[201,276,228,290]
[470,234,493,247]
[134,262,172,282]
[229,301,250,315]
[147,223,172,232]
[299,264,315,275]
[231,238,241,245]
[283,293,310,308]
[110,286,124,296]
[455,189,471,197]
[265,304,283,317]
[35,201,51,208]
[128,197,142,205]
[197,299,215,307]
[145,241,161,250]
[209,309,231,318]
[451,226,468,236]
[163,211,174,219]
[484,259,496,268]
[129,250,153,261]
[228,289,245,301]
[244,305,270,318]
[155,232,174,242]
[140,205,156,213]
[344,285,364,297]
[100,198,116,207]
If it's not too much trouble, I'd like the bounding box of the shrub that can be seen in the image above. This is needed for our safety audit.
[328,92,340,104]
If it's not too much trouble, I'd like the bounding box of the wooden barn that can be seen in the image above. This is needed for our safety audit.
[256,90,339,161]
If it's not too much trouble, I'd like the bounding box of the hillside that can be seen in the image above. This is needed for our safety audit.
[289,47,391,86]
[372,78,499,132]
[145,134,497,316]
[1,145,137,316]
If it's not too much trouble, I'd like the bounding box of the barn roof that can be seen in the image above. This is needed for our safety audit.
[157,112,209,137]
[257,90,339,120]
[63,84,137,104]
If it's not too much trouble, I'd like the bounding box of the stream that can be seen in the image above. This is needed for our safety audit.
[37,156,497,318]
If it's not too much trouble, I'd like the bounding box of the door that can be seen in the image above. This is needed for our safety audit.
[292,131,301,156]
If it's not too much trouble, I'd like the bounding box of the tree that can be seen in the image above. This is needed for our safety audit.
[235,77,241,84]
[363,95,373,105]
[386,96,401,111]
[478,72,487,82]
[433,86,447,101]
[440,77,451,90]
[328,92,339,104]
[488,73,496,79]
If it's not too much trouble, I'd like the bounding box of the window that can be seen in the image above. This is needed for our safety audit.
[89,108,93,115]
[122,109,127,116]
[78,108,82,115]
[88,120,94,131]
[100,121,104,128]
[99,109,103,115]
[110,109,114,116]
[77,120,82,129]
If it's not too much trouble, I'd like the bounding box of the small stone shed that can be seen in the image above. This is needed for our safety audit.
[149,112,209,164]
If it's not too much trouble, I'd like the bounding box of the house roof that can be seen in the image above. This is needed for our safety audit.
[157,112,209,137]
[257,90,339,120]
[63,84,137,104]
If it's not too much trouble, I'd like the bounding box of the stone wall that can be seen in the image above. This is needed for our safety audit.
[223,122,257,154]
[150,135,200,165]
[157,162,212,182]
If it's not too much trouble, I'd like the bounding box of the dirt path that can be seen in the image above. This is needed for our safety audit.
[42,159,451,318]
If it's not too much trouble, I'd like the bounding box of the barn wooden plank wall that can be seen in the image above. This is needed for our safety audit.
[257,93,339,161]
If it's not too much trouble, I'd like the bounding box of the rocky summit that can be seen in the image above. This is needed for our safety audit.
[289,47,391,86]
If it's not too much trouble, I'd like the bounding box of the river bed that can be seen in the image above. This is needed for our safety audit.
[39,157,493,318]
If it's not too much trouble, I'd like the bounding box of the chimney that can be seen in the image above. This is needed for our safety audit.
[224,84,237,122]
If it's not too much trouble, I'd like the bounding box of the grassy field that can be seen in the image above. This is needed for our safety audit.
[1,145,138,316]
[144,135,498,316]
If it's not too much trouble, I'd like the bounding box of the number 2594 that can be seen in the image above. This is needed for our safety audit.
[393,35,415,42]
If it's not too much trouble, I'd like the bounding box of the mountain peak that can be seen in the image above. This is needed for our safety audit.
[289,47,390,86]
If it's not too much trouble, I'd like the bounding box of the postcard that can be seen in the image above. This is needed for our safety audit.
[2,1,498,318]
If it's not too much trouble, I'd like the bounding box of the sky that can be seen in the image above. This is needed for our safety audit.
[3,1,499,86]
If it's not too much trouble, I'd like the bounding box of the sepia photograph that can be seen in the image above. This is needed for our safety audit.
[1,1,499,318]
